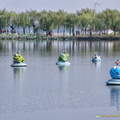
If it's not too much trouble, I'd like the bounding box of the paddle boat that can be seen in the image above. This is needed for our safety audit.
[56,50,71,66]
[11,62,27,67]
[106,61,120,85]
[56,61,71,66]
[11,51,27,67]
[92,53,101,62]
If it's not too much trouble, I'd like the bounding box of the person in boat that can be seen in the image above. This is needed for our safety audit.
[110,63,120,79]
[92,53,99,58]
[13,51,24,63]
[58,50,69,62]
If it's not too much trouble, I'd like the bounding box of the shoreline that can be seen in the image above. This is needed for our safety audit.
[0,34,120,40]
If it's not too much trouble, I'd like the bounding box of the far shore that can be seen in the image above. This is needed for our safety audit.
[0,33,120,40]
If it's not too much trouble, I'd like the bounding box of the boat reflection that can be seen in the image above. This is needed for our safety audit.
[13,67,26,80]
[12,67,26,92]
[108,86,120,111]
[57,65,70,104]
[58,65,70,71]
[92,60,101,69]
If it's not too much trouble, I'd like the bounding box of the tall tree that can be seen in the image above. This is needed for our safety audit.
[0,8,9,33]
[19,12,30,34]
[26,10,39,34]
[39,10,59,36]
[65,13,79,36]
[56,10,68,35]
[9,11,19,33]
[77,8,94,36]
[101,9,120,35]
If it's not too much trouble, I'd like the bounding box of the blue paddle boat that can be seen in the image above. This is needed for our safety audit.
[92,53,101,62]
[106,61,120,85]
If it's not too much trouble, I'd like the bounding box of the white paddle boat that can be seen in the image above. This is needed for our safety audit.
[11,62,27,67]
[11,51,27,67]
[56,61,71,66]
[56,51,71,66]
[106,79,120,85]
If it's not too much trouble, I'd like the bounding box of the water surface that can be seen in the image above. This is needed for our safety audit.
[0,40,120,120]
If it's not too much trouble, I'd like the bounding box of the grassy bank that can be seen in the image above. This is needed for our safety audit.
[0,33,120,40]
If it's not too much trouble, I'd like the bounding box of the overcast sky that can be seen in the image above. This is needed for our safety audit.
[1,0,120,13]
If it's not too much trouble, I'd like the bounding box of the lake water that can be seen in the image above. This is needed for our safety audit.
[0,40,120,120]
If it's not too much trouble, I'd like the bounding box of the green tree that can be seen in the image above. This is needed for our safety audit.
[9,11,19,33]
[26,10,39,34]
[77,8,94,36]
[101,9,120,35]
[96,12,107,35]
[66,13,79,36]
[19,12,30,34]
[39,10,59,36]
[0,8,9,33]
[56,10,68,36]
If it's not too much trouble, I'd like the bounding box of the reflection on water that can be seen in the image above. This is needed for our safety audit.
[13,67,26,91]
[57,65,70,81]
[58,65,70,71]
[13,67,26,80]
[92,61,101,69]
[1,40,120,56]
[57,65,70,105]
[108,86,120,111]
[1,40,120,119]
[12,67,26,102]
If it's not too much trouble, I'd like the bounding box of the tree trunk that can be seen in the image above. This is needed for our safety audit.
[113,27,116,35]
[85,28,86,35]
[57,27,60,35]
[33,27,35,34]
[89,28,92,37]
[72,27,75,36]
[46,30,49,36]
[63,26,65,36]
[99,28,102,36]
[33,24,36,34]
[46,30,52,36]
[23,28,25,34]
[28,26,30,34]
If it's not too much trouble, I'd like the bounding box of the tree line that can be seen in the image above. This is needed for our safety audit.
[0,8,120,36]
